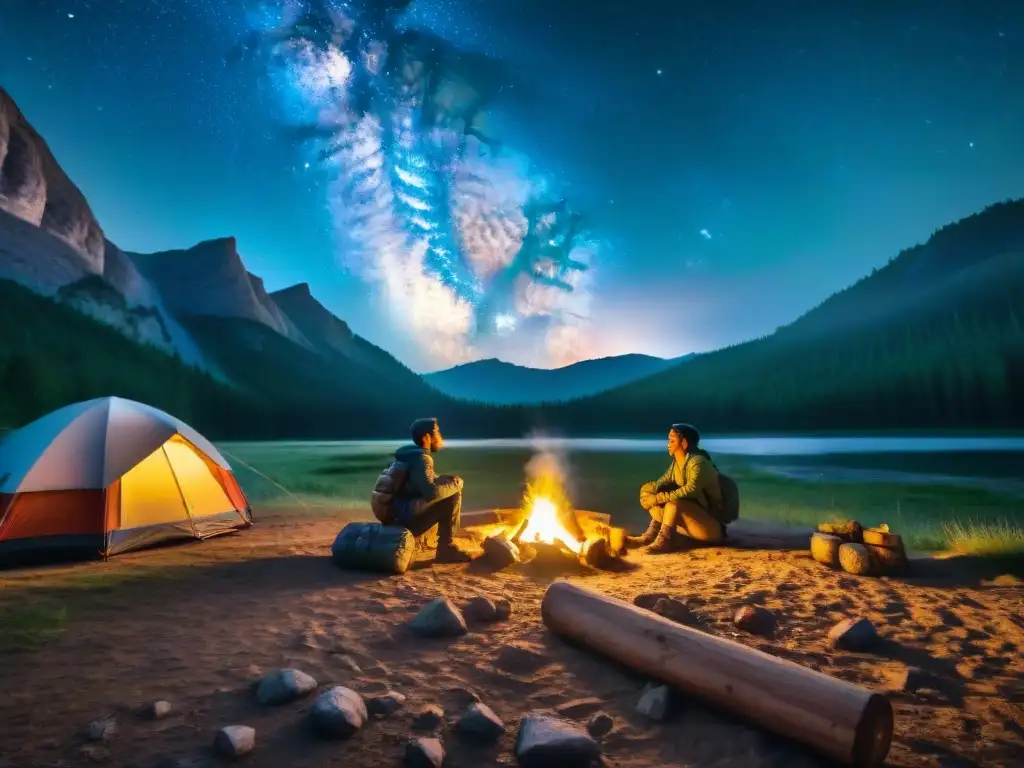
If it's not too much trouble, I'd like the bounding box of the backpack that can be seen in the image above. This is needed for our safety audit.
[370,461,408,524]
[717,472,740,524]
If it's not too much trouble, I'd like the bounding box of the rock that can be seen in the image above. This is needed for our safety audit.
[79,744,109,762]
[633,592,670,611]
[554,698,605,719]
[146,700,173,720]
[256,668,318,705]
[309,686,368,739]
[464,596,498,622]
[405,737,445,768]
[85,718,116,742]
[734,605,776,635]
[636,683,671,721]
[828,617,878,651]
[515,713,600,768]
[494,597,512,620]
[653,597,696,625]
[457,702,505,741]
[838,543,874,575]
[409,598,468,638]
[412,705,445,731]
[367,690,407,716]
[212,725,255,759]
[897,666,936,693]
[587,712,614,738]
[482,535,521,568]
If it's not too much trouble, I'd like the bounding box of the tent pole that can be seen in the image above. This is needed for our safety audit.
[163,445,201,540]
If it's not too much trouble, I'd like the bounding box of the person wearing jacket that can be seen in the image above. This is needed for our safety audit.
[392,417,473,563]
[626,423,726,553]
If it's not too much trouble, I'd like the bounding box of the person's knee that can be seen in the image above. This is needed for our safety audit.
[648,505,664,523]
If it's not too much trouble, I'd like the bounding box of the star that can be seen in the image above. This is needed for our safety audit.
[656,68,663,76]
[304,161,310,169]
[67,13,74,18]
[700,228,712,240]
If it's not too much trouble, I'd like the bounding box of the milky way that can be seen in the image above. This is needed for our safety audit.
[238,0,604,366]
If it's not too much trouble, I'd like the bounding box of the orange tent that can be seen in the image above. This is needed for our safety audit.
[0,397,252,563]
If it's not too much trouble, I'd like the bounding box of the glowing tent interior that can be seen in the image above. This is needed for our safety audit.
[0,397,252,563]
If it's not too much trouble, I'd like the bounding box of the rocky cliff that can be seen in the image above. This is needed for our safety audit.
[0,87,105,272]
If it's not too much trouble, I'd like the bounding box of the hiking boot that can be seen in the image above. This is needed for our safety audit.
[626,519,659,549]
[645,524,676,554]
[435,541,473,564]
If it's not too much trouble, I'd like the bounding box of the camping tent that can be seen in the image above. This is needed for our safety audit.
[0,396,252,562]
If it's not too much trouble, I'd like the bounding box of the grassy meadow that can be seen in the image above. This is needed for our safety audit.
[218,441,1024,556]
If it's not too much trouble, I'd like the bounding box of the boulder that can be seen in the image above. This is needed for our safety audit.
[515,713,600,768]
[367,690,407,716]
[309,687,368,739]
[409,598,468,638]
[457,702,505,741]
[405,737,445,768]
[828,617,878,651]
[212,725,255,759]
[256,668,318,705]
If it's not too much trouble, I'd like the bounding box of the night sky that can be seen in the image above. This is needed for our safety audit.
[1,0,1022,372]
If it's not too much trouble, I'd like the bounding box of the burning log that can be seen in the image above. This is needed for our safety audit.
[541,582,894,768]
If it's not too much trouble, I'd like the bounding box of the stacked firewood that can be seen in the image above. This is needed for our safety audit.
[810,521,909,576]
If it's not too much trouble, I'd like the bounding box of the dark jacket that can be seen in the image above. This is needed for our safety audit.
[392,444,460,521]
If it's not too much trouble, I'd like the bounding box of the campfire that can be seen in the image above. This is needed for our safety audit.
[477,451,623,570]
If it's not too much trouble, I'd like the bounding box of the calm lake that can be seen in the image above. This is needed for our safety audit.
[238,436,1024,494]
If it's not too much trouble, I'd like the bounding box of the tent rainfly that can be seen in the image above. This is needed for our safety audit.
[0,396,252,562]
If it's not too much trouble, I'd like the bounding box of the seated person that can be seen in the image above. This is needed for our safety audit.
[392,417,473,563]
[626,423,726,553]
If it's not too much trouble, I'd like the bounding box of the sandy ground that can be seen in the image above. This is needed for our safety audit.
[0,513,1021,768]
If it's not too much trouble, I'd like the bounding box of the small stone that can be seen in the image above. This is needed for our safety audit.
[367,690,407,716]
[636,683,670,721]
[79,744,109,762]
[85,718,116,742]
[464,596,498,622]
[828,617,878,651]
[412,705,445,731]
[457,702,505,741]
[587,712,614,738]
[494,597,512,620]
[256,668,318,705]
[653,597,696,625]
[733,605,776,635]
[147,700,173,720]
[409,598,468,638]
[482,535,521,568]
[212,725,255,759]
[405,737,445,768]
[309,687,368,739]
[897,666,935,693]
[515,713,600,768]
[633,592,670,611]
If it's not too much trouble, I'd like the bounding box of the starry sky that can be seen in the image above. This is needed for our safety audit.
[1,0,1022,372]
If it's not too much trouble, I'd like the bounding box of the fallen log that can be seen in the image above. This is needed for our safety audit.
[541,582,893,767]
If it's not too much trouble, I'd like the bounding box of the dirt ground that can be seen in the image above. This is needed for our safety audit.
[0,512,1021,768]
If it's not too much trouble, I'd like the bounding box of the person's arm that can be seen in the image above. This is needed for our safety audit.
[407,452,460,503]
[655,455,706,505]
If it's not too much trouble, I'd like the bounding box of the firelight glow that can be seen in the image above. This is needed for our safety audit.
[518,496,584,555]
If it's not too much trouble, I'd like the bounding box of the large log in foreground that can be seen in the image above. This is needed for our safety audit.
[541,582,893,767]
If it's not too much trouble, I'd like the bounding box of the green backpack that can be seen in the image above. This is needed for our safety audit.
[717,472,740,524]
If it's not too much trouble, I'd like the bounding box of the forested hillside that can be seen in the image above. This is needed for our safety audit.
[551,202,1024,434]
[0,279,526,438]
